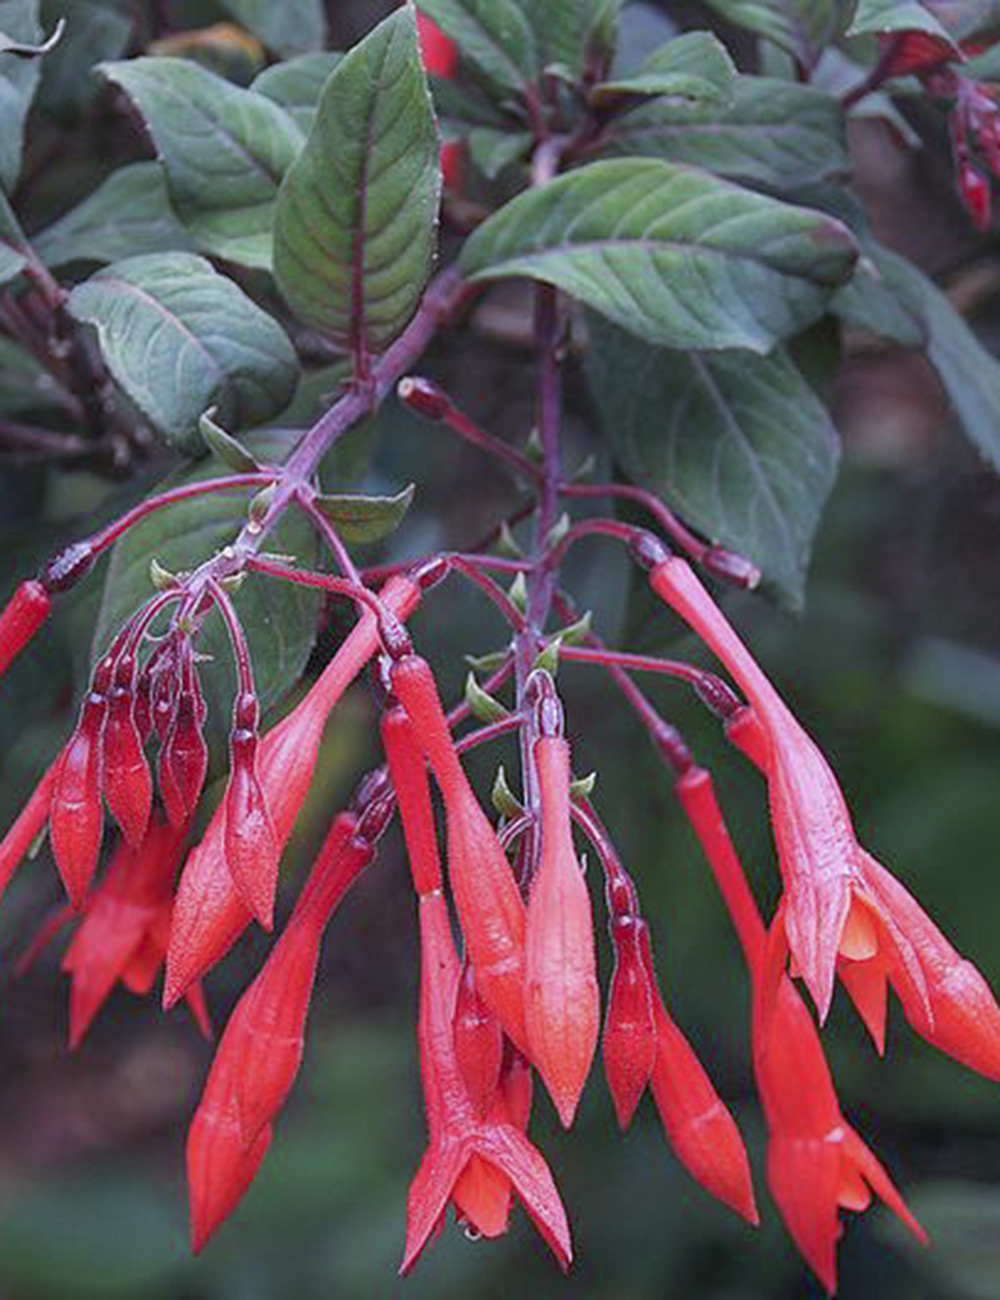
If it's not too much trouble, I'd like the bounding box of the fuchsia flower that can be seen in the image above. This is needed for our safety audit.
[187,808,376,1251]
[648,553,1000,1059]
[677,763,926,1293]
[164,574,421,1006]
[402,888,571,1273]
[524,711,600,1128]
[391,652,528,1051]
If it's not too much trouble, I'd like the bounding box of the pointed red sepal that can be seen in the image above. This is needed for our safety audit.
[103,655,153,849]
[223,725,281,931]
[186,981,213,1040]
[393,653,528,1051]
[879,31,957,78]
[164,835,252,1010]
[402,890,571,1274]
[51,667,112,909]
[187,1046,274,1254]
[0,579,51,680]
[162,669,209,826]
[525,735,599,1128]
[62,819,189,1046]
[453,959,504,1117]
[0,759,58,905]
[416,11,457,77]
[602,915,656,1130]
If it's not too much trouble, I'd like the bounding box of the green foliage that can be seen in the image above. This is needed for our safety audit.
[273,8,442,358]
[67,253,299,452]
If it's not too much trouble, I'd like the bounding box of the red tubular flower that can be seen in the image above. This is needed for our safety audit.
[757,969,927,1294]
[161,652,208,827]
[401,888,572,1274]
[222,692,281,931]
[649,555,932,1025]
[61,817,206,1046]
[391,653,528,1052]
[0,759,58,904]
[726,706,1000,1077]
[187,1044,273,1253]
[639,927,758,1224]
[677,762,925,1291]
[103,651,153,849]
[0,580,51,680]
[50,657,113,909]
[602,897,656,1131]
[230,813,372,1145]
[164,575,420,1006]
[381,703,442,897]
[525,731,600,1129]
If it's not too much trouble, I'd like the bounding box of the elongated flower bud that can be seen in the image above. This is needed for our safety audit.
[232,815,372,1144]
[392,653,527,1051]
[163,660,208,826]
[0,580,51,680]
[525,733,600,1128]
[51,660,112,908]
[603,913,656,1131]
[223,693,280,930]
[453,959,504,1117]
[187,1046,273,1253]
[164,576,421,1006]
[103,652,153,849]
[0,759,57,904]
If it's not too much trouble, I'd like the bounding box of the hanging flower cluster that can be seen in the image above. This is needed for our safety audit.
[3,484,999,1294]
[3,7,1000,1296]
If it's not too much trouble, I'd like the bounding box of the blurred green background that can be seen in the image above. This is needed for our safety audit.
[3,2,1000,1298]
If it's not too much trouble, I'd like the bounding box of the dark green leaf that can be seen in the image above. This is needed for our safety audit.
[848,0,958,45]
[832,255,924,345]
[586,314,840,606]
[273,8,442,356]
[38,0,129,117]
[34,163,195,267]
[67,252,299,453]
[514,0,622,76]
[216,0,326,56]
[590,31,736,108]
[252,51,341,132]
[99,56,304,269]
[416,0,539,95]
[612,3,678,76]
[460,158,858,353]
[0,0,44,189]
[92,431,321,753]
[314,484,415,543]
[703,0,854,67]
[598,75,847,188]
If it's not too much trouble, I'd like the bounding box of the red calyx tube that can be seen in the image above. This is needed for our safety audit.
[222,691,281,931]
[0,581,51,681]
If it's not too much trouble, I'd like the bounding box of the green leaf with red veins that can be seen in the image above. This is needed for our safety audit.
[273,7,442,359]
[590,31,736,108]
[34,163,195,269]
[0,0,44,189]
[596,75,847,189]
[67,252,299,453]
[585,314,840,609]
[216,0,326,56]
[99,57,304,270]
[461,158,858,354]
